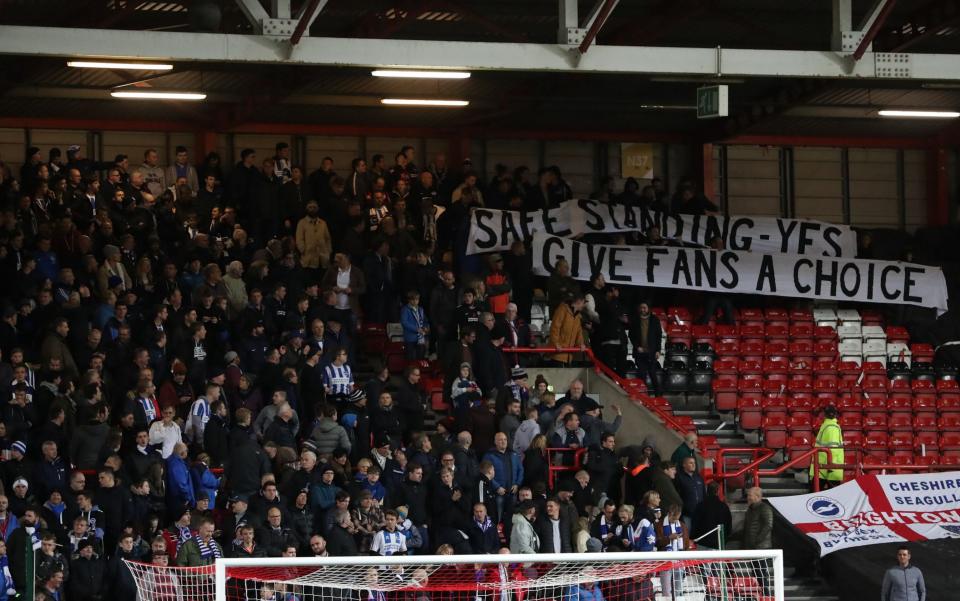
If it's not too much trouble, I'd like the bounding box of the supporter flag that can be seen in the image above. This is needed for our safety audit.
[768,471,960,556]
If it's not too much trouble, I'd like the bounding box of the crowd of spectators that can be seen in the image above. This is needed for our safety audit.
[0,141,735,601]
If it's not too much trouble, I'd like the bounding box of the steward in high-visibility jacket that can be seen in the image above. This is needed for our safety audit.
[810,405,844,487]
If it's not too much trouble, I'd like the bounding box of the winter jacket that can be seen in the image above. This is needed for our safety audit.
[225,428,271,496]
[295,216,332,269]
[71,422,110,470]
[881,565,926,601]
[810,417,844,481]
[203,415,230,468]
[166,453,196,509]
[191,463,220,507]
[534,514,572,554]
[509,513,539,554]
[650,468,683,514]
[513,418,540,454]
[580,413,621,448]
[675,469,706,519]
[326,524,358,556]
[467,517,499,554]
[308,418,351,456]
[175,536,223,567]
[742,500,774,549]
[264,416,298,449]
[400,304,429,344]
[67,555,105,601]
[548,302,584,363]
[483,448,524,491]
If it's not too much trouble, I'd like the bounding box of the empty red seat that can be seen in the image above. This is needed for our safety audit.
[714,359,739,376]
[739,308,764,326]
[740,342,764,363]
[712,377,739,411]
[839,413,863,433]
[788,379,813,395]
[863,375,888,394]
[667,323,692,345]
[840,361,862,385]
[862,394,889,417]
[939,414,960,432]
[787,435,814,460]
[765,307,789,325]
[863,361,886,374]
[885,326,910,344]
[814,342,839,362]
[762,394,788,419]
[889,433,914,457]
[889,379,912,401]
[888,415,913,432]
[914,431,939,453]
[888,396,913,418]
[864,432,890,458]
[939,395,960,416]
[911,343,935,363]
[914,453,940,467]
[913,414,938,431]
[738,397,763,430]
[789,323,814,340]
[738,378,763,398]
[843,431,864,449]
[766,324,789,344]
[739,359,763,376]
[888,455,914,468]
[814,326,838,343]
[860,309,883,326]
[668,306,693,323]
[789,359,813,376]
[789,341,815,363]
[863,413,889,433]
[763,359,789,376]
[790,308,813,323]
[941,433,960,457]
[787,414,814,436]
[692,324,715,344]
[814,379,838,399]
[836,394,862,414]
[763,415,788,448]
[764,342,789,361]
[716,324,739,343]
[913,394,938,418]
[740,324,765,343]
[716,341,740,358]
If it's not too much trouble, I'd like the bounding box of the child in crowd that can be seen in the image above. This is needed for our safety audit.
[369,509,407,557]
[451,362,482,411]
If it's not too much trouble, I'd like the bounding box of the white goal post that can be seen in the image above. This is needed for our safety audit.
[128,550,785,601]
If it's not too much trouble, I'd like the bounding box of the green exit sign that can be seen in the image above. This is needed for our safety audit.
[697,85,729,119]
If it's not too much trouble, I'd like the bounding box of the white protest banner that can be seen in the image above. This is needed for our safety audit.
[531,233,949,313]
[768,471,960,556]
[467,199,857,257]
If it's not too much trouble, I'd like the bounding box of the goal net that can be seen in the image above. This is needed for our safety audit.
[126,550,784,601]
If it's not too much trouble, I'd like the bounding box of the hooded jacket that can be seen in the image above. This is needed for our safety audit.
[509,513,539,554]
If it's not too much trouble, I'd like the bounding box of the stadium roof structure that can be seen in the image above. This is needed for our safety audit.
[1,0,960,142]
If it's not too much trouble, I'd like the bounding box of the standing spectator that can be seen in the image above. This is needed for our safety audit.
[651,461,682,515]
[165,146,199,194]
[670,432,699,470]
[691,482,731,550]
[810,405,844,490]
[628,301,663,394]
[295,200,332,279]
[548,294,585,366]
[509,501,539,554]
[585,432,622,503]
[483,432,523,530]
[166,442,195,515]
[400,291,429,360]
[176,517,222,566]
[67,539,105,601]
[674,456,705,531]
[137,149,166,199]
[742,487,773,550]
[534,497,572,553]
[881,546,926,601]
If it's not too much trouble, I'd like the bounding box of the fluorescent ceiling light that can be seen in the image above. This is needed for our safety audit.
[878,109,960,118]
[381,98,469,107]
[372,70,470,79]
[111,90,206,100]
[69,60,174,70]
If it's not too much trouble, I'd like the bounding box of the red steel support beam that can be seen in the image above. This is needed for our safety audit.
[926,146,949,226]
[853,0,899,60]
[578,0,619,54]
[290,0,324,46]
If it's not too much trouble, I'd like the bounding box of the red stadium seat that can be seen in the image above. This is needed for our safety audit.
[862,375,888,395]
[740,324,765,343]
[713,358,739,376]
[716,324,739,343]
[789,341,815,363]
[889,433,913,457]
[885,326,910,343]
[888,415,913,432]
[764,342,789,361]
[765,307,789,326]
[738,378,764,399]
[789,360,813,378]
[862,394,889,417]
[888,396,913,419]
[738,359,763,377]
[912,394,938,419]
[762,394,788,419]
[860,309,884,326]
[889,379,912,402]
[912,379,936,393]
[790,308,813,323]
[814,379,838,399]
[787,414,814,437]
[814,326,838,344]
[667,306,693,323]
[910,343,935,363]
[840,361,862,385]
[862,413,889,434]
[940,455,960,466]
[913,414,938,431]
[835,393,862,414]
[914,453,940,467]
[939,414,960,432]
[765,324,789,344]
[814,341,839,362]
[788,379,813,396]
[842,431,864,450]
[914,432,939,454]
[738,397,763,430]
[739,308,764,327]
[941,433,960,457]
[763,359,789,376]
[692,324,715,344]
[862,361,886,374]
[740,342,764,363]
[763,416,788,448]
[864,432,890,458]
[666,323,692,346]
[839,413,863,433]
[712,377,739,411]
[716,341,740,358]
[787,435,814,461]
[789,322,814,340]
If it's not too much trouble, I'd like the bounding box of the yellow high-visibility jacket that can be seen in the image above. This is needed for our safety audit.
[810,417,844,481]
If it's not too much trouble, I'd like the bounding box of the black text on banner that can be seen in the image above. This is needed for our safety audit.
[466,200,857,257]
[531,233,948,312]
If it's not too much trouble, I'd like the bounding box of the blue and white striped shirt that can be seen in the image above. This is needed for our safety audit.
[323,363,353,397]
[186,397,211,443]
